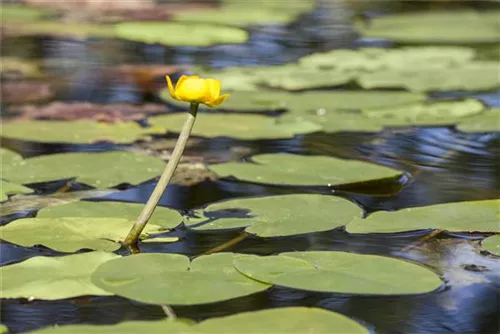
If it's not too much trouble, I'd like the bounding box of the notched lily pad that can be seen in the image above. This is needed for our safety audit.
[481,235,500,256]
[1,120,165,144]
[91,252,270,305]
[0,180,33,202]
[185,194,362,237]
[114,22,248,46]
[210,153,403,186]
[1,252,120,300]
[234,251,443,295]
[346,199,500,234]
[0,217,163,252]
[457,108,500,133]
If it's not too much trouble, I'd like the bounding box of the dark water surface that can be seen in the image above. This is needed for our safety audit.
[1,1,500,333]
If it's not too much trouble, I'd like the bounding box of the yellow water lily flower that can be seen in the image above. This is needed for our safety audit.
[166,75,230,107]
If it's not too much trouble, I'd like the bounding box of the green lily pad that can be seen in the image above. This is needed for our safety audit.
[91,252,270,305]
[1,252,120,300]
[0,324,7,334]
[234,251,442,295]
[141,237,179,243]
[262,68,356,91]
[362,99,485,126]
[1,4,56,22]
[481,235,500,256]
[6,21,115,38]
[0,180,33,202]
[114,22,248,46]
[358,62,500,92]
[0,217,163,252]
[0,120,164,144]
[37,201,182,230]
[457,108,500,132]
[149,113,321,139]
[1,57,43,78]
[185,194,362,237]
[1,148,23,165]
[2,151,165,188]
[357,11,500,44]
[346,199,500,234]
[210,153,403,186]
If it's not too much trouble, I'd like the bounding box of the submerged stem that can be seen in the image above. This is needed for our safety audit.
[123,103,199,247]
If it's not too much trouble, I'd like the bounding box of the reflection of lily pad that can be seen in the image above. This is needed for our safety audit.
[185,194,362,237]
[2,151,165,188]
[235,251,442,295]
[357,11,500,43]
[362,99,485,126]
[114,22,248,46]
[210,154,402,186]
[0,180,33,202]
[1,252,119,300]
[38,201,182,230]
[457,108,500,132]
[1,120,164,144]
[346,199,500,234]
[481,235,500,256]
[92,253,270,305]
[0,217,163,252]
[149,113,320,139]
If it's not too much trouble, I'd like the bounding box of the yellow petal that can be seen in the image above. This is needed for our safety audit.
[175,75,190,91]
[165,75,177,99]
[205,79,221,101]
[176,76,207,102]
[205,93,230,107]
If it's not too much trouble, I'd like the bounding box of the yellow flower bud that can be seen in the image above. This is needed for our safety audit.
[166,75,230,107]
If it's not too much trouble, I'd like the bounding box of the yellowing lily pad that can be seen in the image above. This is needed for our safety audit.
[149,113,321,139]
[457,108,500,132]
[210,153,403,186]
[1,120,164,144]
[185,194,362,237]
[481,235,500,256]
[37,201,182,230]
[0,180,33,202]
[91,253,270,305]
[114,22,248,46]
[0,217,163,252]
[2,151,165,188]
[346,199,500,234]
[1,252,119,300]
[234,251,442,295]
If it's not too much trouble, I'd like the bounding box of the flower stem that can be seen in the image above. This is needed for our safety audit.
[123,102,199,247]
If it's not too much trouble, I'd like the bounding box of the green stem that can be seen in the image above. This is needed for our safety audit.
[123,102,199,247]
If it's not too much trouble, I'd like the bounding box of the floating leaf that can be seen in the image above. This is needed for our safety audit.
[0,57,43,79]
[357,11,500,43]
[1,120,164,144]
[481,235,500,256]
[92,253,270,305]
[346,199,500,234]
[0,217,163,252]
[4,21,115,38]
[0,180,33,202]
[234,251,442,295]
[262,68,356,91]
[358,62,500,92]
[1,252,120,300]
[210,154,403,186]
[114,22,248,46]
[457,108,500,132]
[1,148,23,166]
[141,236,179,243]
[362,99,485,126]
[2,151,165,188]
[1,4,56,22]
[149,113,320,139]
[0,324,6,334]
[185,194,362,237]
[37,201,182,230]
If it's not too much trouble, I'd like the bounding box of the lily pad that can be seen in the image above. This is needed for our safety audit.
[362,99,485,126]
[481,235,500,256]
[1,148,23,166]
[210,153,403,186]
[357,11,500,44]
[0,57,43,79]
[0,180,33,202]
[0,120,165,144]
[2,151,165,188]
[5,21,115,38]
[114,22,248,46]
[234,251,442,295]
[149,113,321,139]
[37,201,182,230]
[0,324,6,334]
[1,4,56,22]
[185,194,362,237]
[457,108,500,132]
[346,199,500,234]
[262,68,356,91]
[91,252,270,305]
[1,252,120,300]
[0,217,163,252]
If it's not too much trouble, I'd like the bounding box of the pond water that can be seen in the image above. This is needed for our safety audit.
[1,1,499,333]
